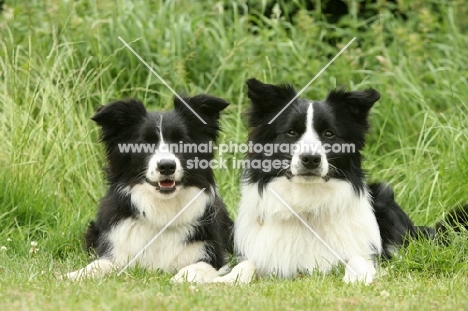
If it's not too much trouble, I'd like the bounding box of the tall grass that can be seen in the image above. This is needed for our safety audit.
[0,0,467,309]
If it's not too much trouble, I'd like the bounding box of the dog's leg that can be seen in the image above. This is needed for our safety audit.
[342,255,376,285]
[64,258,115,281]
[171,261,220,283]
[211,260,256,284]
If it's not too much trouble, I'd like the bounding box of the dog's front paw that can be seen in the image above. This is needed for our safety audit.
[60,269,84,282]
[343,256,375,285]
[171,262,219,283]
[211,260,256,284]
[62,258,115,281]
[63,268,89,281]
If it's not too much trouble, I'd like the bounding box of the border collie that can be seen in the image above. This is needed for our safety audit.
[213,78,467,284]
[66,95,233,282]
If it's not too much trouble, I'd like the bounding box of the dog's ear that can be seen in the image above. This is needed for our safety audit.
[174,94,229,123]
[325,88,380,150]
[246,78,297,126]
[174,95,229,141]
[91,99,147,143]
[326,88,380,117]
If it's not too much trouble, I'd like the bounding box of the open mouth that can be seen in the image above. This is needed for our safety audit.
[157,179,176,191]
[145,178,178,193]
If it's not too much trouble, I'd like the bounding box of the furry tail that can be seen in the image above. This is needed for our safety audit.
[369,183,468,258]
[434,204,468,244]
[411,205,468,242]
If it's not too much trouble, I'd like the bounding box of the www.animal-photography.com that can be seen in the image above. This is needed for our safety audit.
[1,0,467,310]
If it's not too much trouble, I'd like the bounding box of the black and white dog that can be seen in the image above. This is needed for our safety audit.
[66,95,233,282]
[213,78,467,284]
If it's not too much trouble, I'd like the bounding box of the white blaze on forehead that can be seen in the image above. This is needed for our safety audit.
[306,102,313,136]
[290,101,329,178]
[159,115,166,147]
[157,115,171,154]
[147,114,181,182]
[156,115,172,155]
[298,102,321,150]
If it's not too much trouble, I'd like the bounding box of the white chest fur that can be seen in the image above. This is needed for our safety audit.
[234,178,382,278]
[107,185,210,271]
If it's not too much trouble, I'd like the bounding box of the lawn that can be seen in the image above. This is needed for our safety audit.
[1,0,467,310]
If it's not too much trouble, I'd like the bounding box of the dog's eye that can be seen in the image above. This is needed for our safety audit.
[324,130,335,138]
[287,129,297,136]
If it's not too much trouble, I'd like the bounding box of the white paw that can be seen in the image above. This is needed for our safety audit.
[211,260,256,284]
[63,259,114,281]
[64,269,84,281]
[64,266,100,281]
[343,256,375,285]
[59,269,83,281]
[171,262,219,283]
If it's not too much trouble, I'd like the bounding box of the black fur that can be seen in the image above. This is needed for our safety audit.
[245,78,467,260]
[85,95,233,269]
[245,78,379,195]
[369,183,436,259]
[435,204,468,245]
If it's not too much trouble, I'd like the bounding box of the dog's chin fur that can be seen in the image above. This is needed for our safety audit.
[65,95,233,282]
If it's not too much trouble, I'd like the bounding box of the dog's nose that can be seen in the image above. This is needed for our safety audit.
[158,159,176,175]
[300,154,321,169]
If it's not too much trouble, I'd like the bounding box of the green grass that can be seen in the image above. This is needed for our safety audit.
[1,0,468,310]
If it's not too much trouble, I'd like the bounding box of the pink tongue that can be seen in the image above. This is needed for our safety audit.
[159,180,175,189]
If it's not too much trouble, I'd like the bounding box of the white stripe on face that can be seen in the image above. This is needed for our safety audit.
[303,103,320,144]
[159,115,165,146]
[296,103,321,154]
[156,115,170,154]
[147,115,182,182]
[290,102,329,179]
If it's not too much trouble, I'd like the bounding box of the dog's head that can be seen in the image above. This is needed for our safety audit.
[245,78,380,190]
[92,95,229,198]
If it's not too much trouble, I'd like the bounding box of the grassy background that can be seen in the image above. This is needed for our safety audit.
[1,0,467,309]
